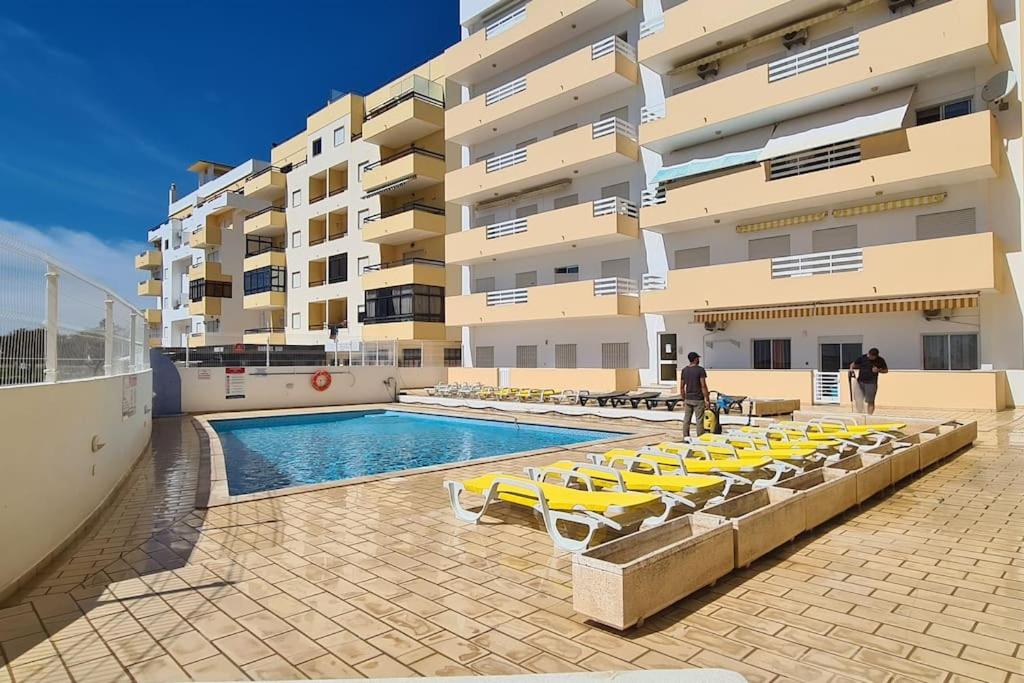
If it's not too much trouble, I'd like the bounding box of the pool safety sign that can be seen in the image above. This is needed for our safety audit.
[225,367,246,399]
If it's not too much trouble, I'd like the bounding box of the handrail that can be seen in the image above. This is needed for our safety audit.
[364,146,444,172]
[363,313,444,324]
[365,89,444,121]
[244,244,286,257]
[244,205,286,220]
[364,202,445,223]
[362,257,445,272]
[244,327,287,334]
[310,191,327,204]
[486,288,528,306]
[308,321,349,330]
[244,165,283,182]
[772,248,864,279]
[768,34,860,83]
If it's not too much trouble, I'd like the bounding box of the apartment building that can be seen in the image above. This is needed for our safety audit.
[138,160,270,348]
[446,0,1023,407]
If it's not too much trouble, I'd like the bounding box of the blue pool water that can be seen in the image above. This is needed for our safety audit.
[213,410,622,495]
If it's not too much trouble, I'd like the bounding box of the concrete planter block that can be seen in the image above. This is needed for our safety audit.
[888,442,922,482]
[572,515,733,630]
[772,468,856,531]
[750,398,800,417]
[827,453,892,503]
[918,421,975,468]
[694,488,804,568]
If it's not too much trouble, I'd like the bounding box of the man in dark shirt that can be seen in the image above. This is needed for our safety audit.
[680,352,710,438]
[850,347,888,415]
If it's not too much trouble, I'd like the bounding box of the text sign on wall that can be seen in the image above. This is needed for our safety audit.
[225,367,246,399]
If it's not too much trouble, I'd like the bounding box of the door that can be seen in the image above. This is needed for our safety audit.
[820,342,862,372]
[659,333,678,383]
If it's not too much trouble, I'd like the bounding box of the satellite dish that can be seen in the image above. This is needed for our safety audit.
[981,70,1016,109]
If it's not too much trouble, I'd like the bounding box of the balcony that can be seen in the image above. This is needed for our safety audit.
[244,166,286,200]
[187,298,222,317]
[189,224,221,248]
[446,277,640,327]
[640,0,995,154]
[243,248,287,272]
[639,0,842,73]
[362,203,446,245]
[361,147,445,196]
[641,232,1002,315]
[243,327,287,345]
[363,77,445,148]
[361,258,446,290]
[134,249,161,270]
[144,308,161,326]
[446,36,639,146]
[361,320,448,342]
[446,118,639,206]
[446,0,637,86]
[642,113,999,233]
[243,206,287,236]
[447,198,639,265]
[148,336,162,349]
[137,279,162,297]
[188,261,231,281]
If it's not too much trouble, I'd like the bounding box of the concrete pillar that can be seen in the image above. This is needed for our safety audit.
[103,298,114,376]
[43,264,59,383]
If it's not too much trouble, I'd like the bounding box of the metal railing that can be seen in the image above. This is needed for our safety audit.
[768,34,860,83]
[244,327,286,335]
[365,76,444,120]
[641,274,667,291]
[364,146,445,172]
[362,257,445,272]
[485,217,528,240]
[364,202,445,223]
[768,140,861,180]
[641,186,667,207]
[485,76,527,106]
[592,117,637,140]
[593,277,639,297]
[592,35,636,61]
[244,164,282,182]
[485,147,527,173]
[772,248,865,279]
[640,102,667,124]
[244,205,286,221]
[485,4,526,39]
[486,288,529,306]
[0,234,148,386]
[593,197,639,219]
[640,16,665,39]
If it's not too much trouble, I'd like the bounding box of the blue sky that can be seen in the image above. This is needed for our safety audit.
[0,1,459,302]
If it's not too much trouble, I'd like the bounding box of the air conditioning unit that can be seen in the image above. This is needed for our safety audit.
[782,29,808,50]
[697,61,720,80]
[888,0,915,12]
[703,321,729,332]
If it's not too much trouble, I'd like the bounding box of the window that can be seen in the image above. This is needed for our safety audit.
[748,235,790,260]
[357,209,369,228]
[333,126,346,147]
[923,333,979,370]
[474,277,495,293]
[555,344,577,369]
[357,161,368,180]
[328,253,348,284]
[600,182,630,200]
[291,312,301,330]
[675,246,710,269]
[812,225,858,252]
[188,279,232,301]
[515,271,537,288]
[916,97,972,125]
[475,213,495,228]
[291,189,302,207]
[554,265,579,283]
[291,231,302,248]
[600,106,628,122]
[291,271,301,288]
[357,305,366,323]
[553,124,577,136]
[312,138,322,157]
[401,348,422,368]
[243,266,285,295]
[515,138,537,149]
[357,256,369,275]
[476,346,495,368]
[601,258,630,279]
[515,204,538,218]
[553,194,578,210]
[363,284,444,323]
[516,345,537,368]
[245,235,283,257]
[916,208,976,241]
[444,348,463,368]
[753,339,791,369]
[602,342,630,369]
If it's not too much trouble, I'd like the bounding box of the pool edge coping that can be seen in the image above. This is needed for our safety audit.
[194,403,662,507]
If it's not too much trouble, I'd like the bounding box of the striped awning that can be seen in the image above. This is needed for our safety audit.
[694,293,979,323]
[362,176,413,199]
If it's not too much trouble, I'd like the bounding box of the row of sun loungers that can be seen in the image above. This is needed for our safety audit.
[425,384,750,413]
[445,417,908,551]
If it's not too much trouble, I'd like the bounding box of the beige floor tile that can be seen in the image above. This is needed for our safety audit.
[241,654,304,681]
[355,653,415,678]
[9,656,72,683]
[189,609,243,640]
[237,610,292,640]
[51,631,111,666]
[106,631,163,667]
[284,609,342,640]
[64,654,131,683]
[183,653,246,682]
[161,629,218,666]
[298,653,361,679]
[126,654,188,683]
[264,629,326,665]
[410,652,474,677]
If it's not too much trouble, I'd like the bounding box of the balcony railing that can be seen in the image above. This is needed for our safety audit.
[245,165,283,182]
[592,196,638,218]
[640,101,666,124]
[364,146,444,173]
[485,148,527,173]
[486,288,528,306]
[244,327,286,335]
[768,34,860,83]
[310,191,327,204]
[365,77,444,121]
[308,321,349,331]
[641,274,666,291]
[364,202,445,223]
[244,205,286,221]
[485,76,527,106]
[362,313,444,324]
[485,218,528,240]
[362,257,445,272]
[639,16,665,39]
[485,5,527,39]
[245,238,286,258]
[593,277,639,297]
[768,140,862,180]
[771,248,865,279]
[592,117,636,140]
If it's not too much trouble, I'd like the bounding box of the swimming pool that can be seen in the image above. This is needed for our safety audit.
[212,410,623,495]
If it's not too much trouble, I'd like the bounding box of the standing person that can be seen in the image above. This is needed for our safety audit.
[850,347,888,415]
[680,352,711,438]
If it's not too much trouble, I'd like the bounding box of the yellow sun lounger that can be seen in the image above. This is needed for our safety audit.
[775,417,906,433]
[694,431,840,450]
[682,436,833,468]
[589,446,792,482]
[444,473,674,552]
[534,460,744,505]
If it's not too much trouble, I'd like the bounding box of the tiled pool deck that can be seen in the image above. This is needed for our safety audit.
[1,405,1022,682]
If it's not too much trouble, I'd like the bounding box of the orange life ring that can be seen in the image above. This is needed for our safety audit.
[311,369,332,392]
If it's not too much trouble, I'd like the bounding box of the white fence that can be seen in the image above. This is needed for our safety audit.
[593,277,639,297]
[768,34,860,83]
[485,147,527,173]
[641,186,667,207]
[640,101,667,124]
[639,16,665,39]
[768,140,861,180]
[592,117,637,141]
[813,370,842,405]
[641,274,667,291]
[485,4,527,39]
[592,35,636,62]
[485,217,528,240]
[593,197,638,218]
[0,235,148,387]
[772,248,865,279]
[486,288,529,306]
[485,76,527,106]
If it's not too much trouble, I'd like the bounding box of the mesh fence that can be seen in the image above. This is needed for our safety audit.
[0,234,147,387]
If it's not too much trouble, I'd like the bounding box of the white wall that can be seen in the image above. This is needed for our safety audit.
[0,371,153,599]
